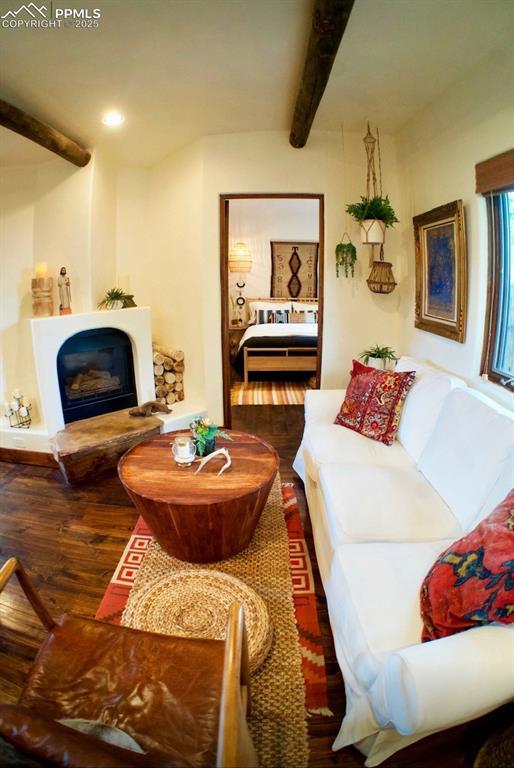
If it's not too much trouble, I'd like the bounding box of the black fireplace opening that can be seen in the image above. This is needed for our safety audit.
[57,328,137,424]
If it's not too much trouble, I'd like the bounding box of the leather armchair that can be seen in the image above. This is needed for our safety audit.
[0,558,257,768]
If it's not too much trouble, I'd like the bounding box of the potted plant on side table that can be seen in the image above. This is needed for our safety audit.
[359,345,398,370]
[346,195,399,244]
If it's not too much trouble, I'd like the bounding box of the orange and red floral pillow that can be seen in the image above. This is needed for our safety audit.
[334,360,415,446]
[420,490,514,641]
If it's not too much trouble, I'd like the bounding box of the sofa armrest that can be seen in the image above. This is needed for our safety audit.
[369,624,514,736]
[304,389,345,424]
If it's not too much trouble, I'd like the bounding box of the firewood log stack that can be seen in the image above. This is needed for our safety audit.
[152,344,185,405]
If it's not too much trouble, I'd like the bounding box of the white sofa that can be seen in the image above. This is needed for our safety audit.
[293,356,514,766]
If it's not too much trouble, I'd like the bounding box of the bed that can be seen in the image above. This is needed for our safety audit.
[233,321,318,383]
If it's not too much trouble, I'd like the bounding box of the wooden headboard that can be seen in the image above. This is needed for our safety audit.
[247,297,318,303]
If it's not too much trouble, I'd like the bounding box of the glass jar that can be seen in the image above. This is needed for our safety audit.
[171,436,196,467]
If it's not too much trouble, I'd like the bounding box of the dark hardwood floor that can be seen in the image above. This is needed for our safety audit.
[0,404,510,767]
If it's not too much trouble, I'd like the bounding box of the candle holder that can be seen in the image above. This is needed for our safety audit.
[171,435,196,467]
[31,276,54,317]
[4,391,32,429]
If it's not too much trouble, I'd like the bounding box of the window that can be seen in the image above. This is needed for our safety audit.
[482,189,514,388]
[477,148,514,389]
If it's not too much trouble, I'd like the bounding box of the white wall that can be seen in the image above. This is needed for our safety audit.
[90,149,117,307]
[0,157,94,420]
[200,130,404,422]
[228,197,319,321]
[32,159,93,315]
[396,45,514,407]
[115,142,206,407]
[0,150,120,425]
[116,129,405,423]
[0,165,36,412]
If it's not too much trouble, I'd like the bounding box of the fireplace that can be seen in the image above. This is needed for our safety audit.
[57,328,137,423]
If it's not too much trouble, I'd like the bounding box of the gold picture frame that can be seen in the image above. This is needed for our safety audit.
[413,199,467,343]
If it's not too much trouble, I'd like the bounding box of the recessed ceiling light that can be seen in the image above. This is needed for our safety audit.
[102,111,125,127]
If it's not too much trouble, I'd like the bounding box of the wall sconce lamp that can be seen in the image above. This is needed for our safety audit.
[228,241,253,315]
[228,241,252,289]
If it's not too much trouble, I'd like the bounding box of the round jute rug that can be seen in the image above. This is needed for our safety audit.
[122,568,273,673]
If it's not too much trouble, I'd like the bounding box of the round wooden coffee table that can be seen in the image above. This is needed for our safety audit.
[118,430,278,563]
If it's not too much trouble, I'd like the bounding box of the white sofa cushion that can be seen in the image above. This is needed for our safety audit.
[304,388,346,424]
[293,389,348,480]
[395,358,466,462]
[324,540,455,691]
[369,624,514,737]
[418,388,514,531]
[318,464,463,545]
[474,445,514,525]
[301,423,414,484]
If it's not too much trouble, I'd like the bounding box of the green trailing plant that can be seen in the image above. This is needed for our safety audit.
[359,345,398,365]
[335,240,358,278]
[346,195,399,227]
[98,287,137,310]
[190,417,232,457]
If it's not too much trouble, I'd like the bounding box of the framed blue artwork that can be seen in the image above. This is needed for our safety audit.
[413,200,467,343]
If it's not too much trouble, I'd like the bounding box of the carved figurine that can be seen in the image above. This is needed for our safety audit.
[129,400,172,417]
[58,267,72,315]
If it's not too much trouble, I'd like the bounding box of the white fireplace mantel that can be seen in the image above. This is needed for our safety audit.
[31,307,155,437]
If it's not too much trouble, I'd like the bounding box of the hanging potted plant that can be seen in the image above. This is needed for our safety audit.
[346,195,399,245]
[335,234,357,277]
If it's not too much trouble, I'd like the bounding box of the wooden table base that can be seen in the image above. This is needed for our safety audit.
[118,431,278,563]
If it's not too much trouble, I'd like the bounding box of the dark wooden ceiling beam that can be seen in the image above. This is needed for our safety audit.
[0,98,91,167]
[290,0,354,149]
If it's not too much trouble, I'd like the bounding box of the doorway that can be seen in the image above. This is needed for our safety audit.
[220,194,324,428]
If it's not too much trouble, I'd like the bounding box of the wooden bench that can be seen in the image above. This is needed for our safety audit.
[243,346,317,383]
[51,408,161,485]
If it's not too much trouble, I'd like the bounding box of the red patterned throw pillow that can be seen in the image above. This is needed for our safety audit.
[334,360,415,445]
[420,490,514,642]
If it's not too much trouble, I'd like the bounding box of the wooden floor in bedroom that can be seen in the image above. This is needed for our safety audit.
[0,404,510,767]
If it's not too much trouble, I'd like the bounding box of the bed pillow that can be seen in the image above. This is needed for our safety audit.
[334,360,416,445]
[255,308,290,324]
[420,489,514,642]
[290,310,317,324]
[248,300,291,324]
[291,300,318,312]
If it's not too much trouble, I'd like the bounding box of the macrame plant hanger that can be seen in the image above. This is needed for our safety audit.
[335,125,358,278]
[363,123,397,294]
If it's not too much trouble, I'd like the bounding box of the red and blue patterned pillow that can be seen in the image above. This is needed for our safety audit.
[420,489,514,641]
[334,360,416,446]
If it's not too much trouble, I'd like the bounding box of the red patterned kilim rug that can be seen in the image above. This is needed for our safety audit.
[281,482,332,716]
[96,482,332,715]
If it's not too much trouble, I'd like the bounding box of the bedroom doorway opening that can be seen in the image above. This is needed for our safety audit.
[220,194,324,428]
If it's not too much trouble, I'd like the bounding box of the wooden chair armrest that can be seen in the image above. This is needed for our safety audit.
[216,602,257,768]
[0,558,55,630]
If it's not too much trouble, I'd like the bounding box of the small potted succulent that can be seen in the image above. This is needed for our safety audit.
[190,417,232,457]
[359,344,398,370]
[98,287,137,310]
[346,195,399,244]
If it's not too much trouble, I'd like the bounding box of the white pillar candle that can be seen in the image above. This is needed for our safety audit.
[35,262,48,278]
[19,405,28,417]
[175,438,192,458]
[11,400,19,412]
